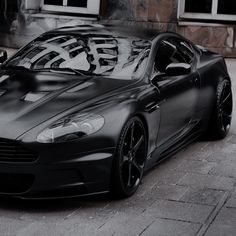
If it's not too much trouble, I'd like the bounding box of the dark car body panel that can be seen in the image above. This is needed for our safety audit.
[0,70,137,139]
[0,25,231,198]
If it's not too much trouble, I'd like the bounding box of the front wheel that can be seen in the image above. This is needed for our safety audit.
[207,79,233,140]
[111,117,148,198]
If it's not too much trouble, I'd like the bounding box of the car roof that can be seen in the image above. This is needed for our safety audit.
[48,24,160,41]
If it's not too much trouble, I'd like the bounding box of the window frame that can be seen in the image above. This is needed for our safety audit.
[178,0,236,22]
[153,36,196,75]
[41,0,101,15]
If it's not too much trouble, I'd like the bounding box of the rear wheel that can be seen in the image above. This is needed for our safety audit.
[207,79,233,139]
[111,117,148,198]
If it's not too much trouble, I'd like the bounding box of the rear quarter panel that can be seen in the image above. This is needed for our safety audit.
[197,51,230,126]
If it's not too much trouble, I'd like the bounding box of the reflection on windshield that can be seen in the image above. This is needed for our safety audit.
[6,33,151,80]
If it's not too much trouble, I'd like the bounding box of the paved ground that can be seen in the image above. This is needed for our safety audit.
[0,49,236,235]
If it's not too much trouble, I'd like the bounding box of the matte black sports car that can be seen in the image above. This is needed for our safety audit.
[0,24,233,199]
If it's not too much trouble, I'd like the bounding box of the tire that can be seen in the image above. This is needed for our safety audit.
[111,117,148,198]
[206,79,233,140]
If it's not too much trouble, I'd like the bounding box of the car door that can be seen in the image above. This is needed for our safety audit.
[152,37,200,146]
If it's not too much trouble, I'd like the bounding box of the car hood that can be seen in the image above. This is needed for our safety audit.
[0,70,136,139]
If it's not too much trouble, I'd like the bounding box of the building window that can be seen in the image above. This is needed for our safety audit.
[41,0,100,15]
[178,0,236,22]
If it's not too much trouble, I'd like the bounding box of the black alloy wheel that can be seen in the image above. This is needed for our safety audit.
[111,117,148,198]
[208,79,233,139]
[218,80,233,134]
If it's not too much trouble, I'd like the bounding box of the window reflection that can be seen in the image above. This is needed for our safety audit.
[7,33,151,80]
[218,0,236,15]
[185,0,212,13]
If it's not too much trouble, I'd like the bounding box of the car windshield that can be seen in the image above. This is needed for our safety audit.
[4,33,151,80]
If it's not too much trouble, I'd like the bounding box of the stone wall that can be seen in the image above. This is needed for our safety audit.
[101,0,235,57]
[0,0,235,57]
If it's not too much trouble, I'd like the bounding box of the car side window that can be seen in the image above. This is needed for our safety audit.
[154,37,194,74]
[176,39,195,64]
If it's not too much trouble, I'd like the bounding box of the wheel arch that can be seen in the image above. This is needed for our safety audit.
[133,113,149,141]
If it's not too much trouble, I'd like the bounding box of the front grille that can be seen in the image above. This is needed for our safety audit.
[0,139,38,162]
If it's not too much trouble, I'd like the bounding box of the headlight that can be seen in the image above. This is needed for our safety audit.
[37,113,105,143]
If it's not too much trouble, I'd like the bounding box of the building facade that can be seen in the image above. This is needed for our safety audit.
[0,0,235,57]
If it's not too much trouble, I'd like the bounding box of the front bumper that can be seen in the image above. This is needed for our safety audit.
[0,138,115,199]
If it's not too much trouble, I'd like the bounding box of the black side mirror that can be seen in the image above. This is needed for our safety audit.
[165,62,191,76]
[0,50,7,64]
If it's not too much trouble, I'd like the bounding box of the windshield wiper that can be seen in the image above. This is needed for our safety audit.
[33,68,85,75]
[2,65,85,75]
[2,65,103,77]
[2,65,32,71]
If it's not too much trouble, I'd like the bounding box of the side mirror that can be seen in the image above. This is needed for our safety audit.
[165,62,191,76]
[0,50,7,64]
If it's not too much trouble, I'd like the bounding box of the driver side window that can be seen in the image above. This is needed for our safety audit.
[154,38,194,74]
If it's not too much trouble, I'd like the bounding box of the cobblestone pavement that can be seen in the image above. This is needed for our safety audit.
[0,51,235,236]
